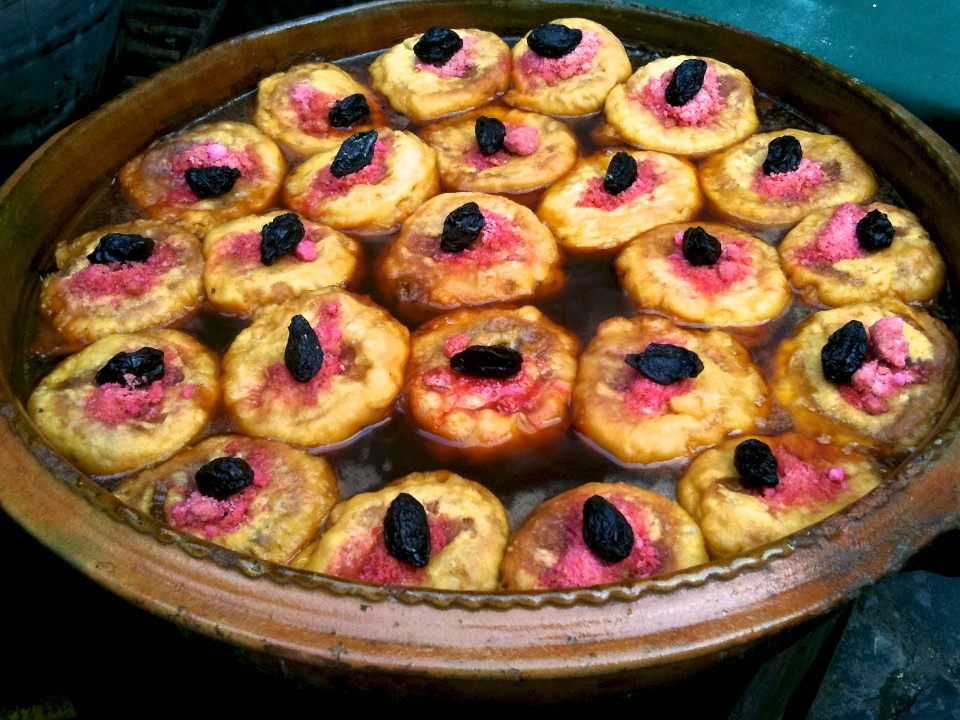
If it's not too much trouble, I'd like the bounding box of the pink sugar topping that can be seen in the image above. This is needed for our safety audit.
[753,446,849,512]
[837,317,924,415]
[84,347,184,426]
[576,159,660,210]
[421,357,541,417]
[289,84,336,135]
[517,31,601,87]
[442,333,472,358]
[539,497,660,589]
[168,446,273,538]
[623,375,693,418]
[222,228,321,266]
[467,123,541,170]
[328,514,454,585]
[636,64,727,128]
[414,35,478,78]
[796,203,868,266]
[751,157,824,200]
[166,142,260,203]
[666,232,753,293]
[67,241,179,299]
[425,209,526,268]
[309,138,389,200]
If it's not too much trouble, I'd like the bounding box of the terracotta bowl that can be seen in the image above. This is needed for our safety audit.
[3,0,960,702]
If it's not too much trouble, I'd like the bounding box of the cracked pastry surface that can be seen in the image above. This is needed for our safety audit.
[114,434,339,564]
[27,329,220,476]
[572,315,769,465]
[499,482,708,590]
[676,432,883,558]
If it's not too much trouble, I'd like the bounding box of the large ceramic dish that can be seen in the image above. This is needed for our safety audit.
[2,0,960,702]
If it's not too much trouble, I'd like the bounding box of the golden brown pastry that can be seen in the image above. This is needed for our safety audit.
[500,482,708,590]
[677,433,883,557]
[604,55,759,156]
[572,315,769,465]
[27,330,219,476]
[615,222,791,326]
[503,18,631,116]
[39,220,203,346]
[368,27,511,124]
[222,288,409,448]
[771,299,958,452]
[118,121,287,235]
[202,211,363,316]
[114,434,339,564]
[298,470,509,591]
[778,202,945,307]
[376,192,565,323]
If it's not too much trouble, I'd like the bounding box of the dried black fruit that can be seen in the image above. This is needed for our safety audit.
[665,58,708,107]
[87,233,155,265]
[95,347,165,387]
[440,202,486,252]
[330,129,378,178]
[527,23,582,58]
[856,209,895,251]
[328,93,371,128]
[604,151,638,195]
[681,226,722,266]
[582,495,635,563]
[195,456,255,500]
[733,439,780,489]
[762,135,803,175]
[626,343,704,385]
[284,314,324,383]
[413,26,463,64]
[450,344,522,379]
[260,212,305,266]
[820,319,868,384]
[184,165,241,198]
[475,116,506,156]
[384,492,431,567]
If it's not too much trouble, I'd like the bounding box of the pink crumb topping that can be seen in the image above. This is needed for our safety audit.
[576,159,660,210]
[623,375,693,417]
[838,317,924,415]
[666,232,753,293]
[539,497,660,589]
[166,142,260,204]
[168,446,273,538]
[328,514,454,585]
[796,203,868,266]
[467,123,541,170]
[85,381,165,425]
[517,31,601,87]
[222,228,321,265]
[754,446,849,512]
[751,157,824,200]
[289,83,336,135]
[414,35,478,78]
[67,241,179,299]
[426,210,526,268]
[635,64,727,128]
[309,138,389,201]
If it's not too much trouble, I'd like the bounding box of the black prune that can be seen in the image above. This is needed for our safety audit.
[284,314,324,383]
[328,93,371,128]
[856,209,895,251]
[475,116,506,156]
[195,456,255,500]
[184,165,241,198]
[820,319,868,384]
[440,202,486,252]
[527,23,582,58]
[665,58,708,107]
[260,212,305,266]
[762,135,803,175]
[95,347,165,387]
[582,495,635,563]
[733,439,780,489]
[87,233,155,265]
[450,344,522,379]
[384,492,431,567]
[681,226,722,266]
[625,343,704,385]
[330,129,378,178]
[604,151,638,195]
[413,26,463,64]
